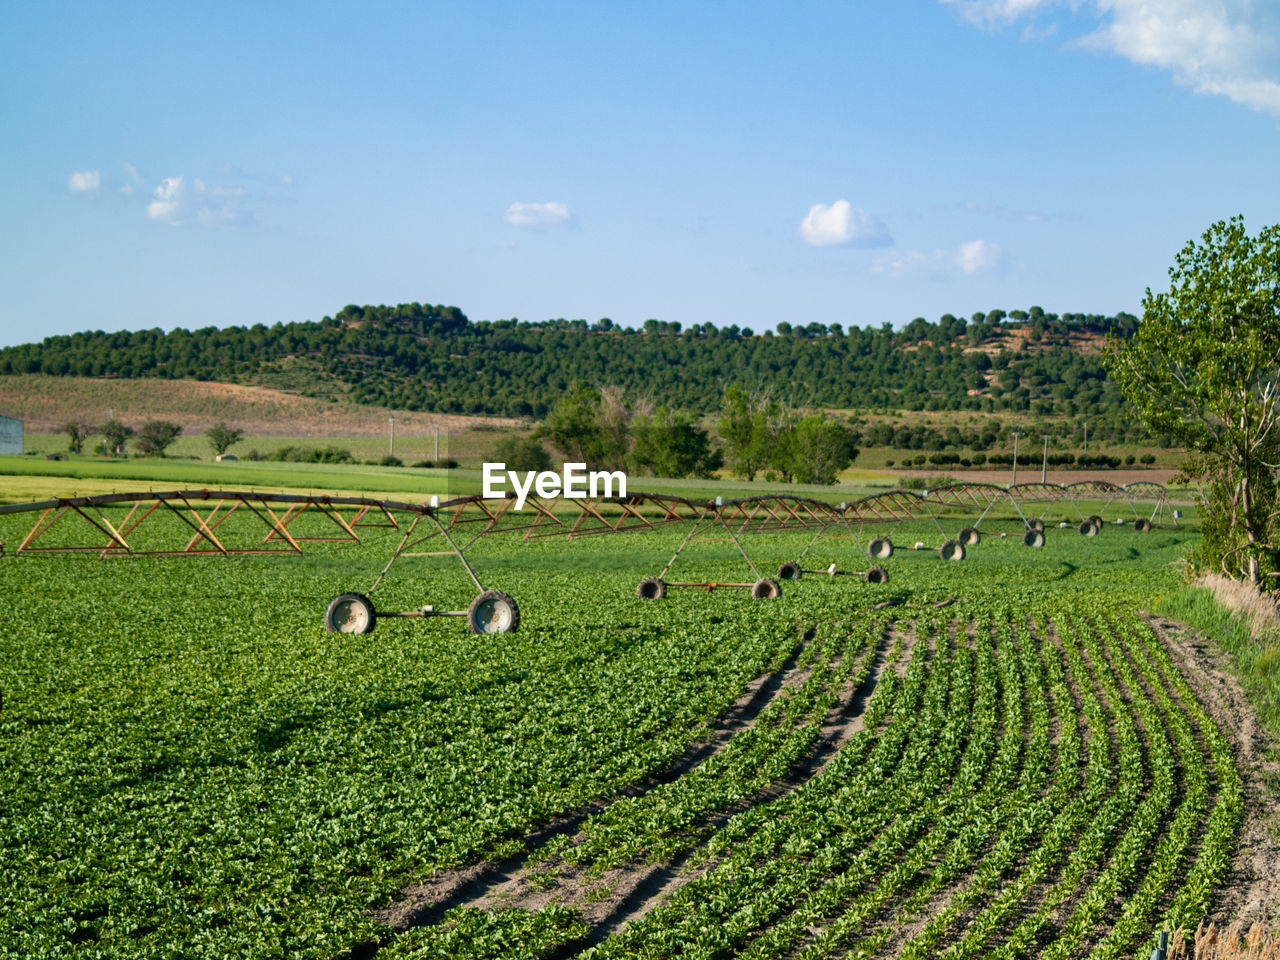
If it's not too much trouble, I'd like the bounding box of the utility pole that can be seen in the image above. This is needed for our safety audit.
[1083,421,1088,456]
[434,425,440,462]
[1012,431,1024,484]
[388,415,396,455]
[1041,435,1050,483]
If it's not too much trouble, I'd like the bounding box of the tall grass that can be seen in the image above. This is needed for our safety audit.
[1156,580,1280,735]
[1169,921,1280,959]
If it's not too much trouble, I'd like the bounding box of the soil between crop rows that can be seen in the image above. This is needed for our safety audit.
[366,613,1279,959]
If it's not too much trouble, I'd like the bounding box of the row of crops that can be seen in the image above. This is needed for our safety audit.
[0,507,1251,958]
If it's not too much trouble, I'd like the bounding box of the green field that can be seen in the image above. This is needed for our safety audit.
[1,462,1263,960]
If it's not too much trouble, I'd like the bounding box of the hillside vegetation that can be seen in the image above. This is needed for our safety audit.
[0,303,1140,422]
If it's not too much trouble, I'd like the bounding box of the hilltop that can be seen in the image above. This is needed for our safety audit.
[0,303,1139,424]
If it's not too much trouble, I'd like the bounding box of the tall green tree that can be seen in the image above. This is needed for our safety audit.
[540,384,635,470]
[205,422,243,457]
[100,418,133,457]
[1104,216,1280,586]
[62,421,93,454]
[788,416,859,485]
[630,407,722,479]
[717,385,779,481]
[136,420,183,457]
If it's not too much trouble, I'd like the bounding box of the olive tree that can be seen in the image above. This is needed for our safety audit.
[205,422,244,457]
[1104,216,1280,586]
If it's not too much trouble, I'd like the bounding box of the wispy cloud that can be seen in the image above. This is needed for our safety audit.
[68,170,100,192]
[504,201,572,228]
[798,200,893,248]
[873,239,1006,279]
[146,176,184,223]
[143,174,257,226]
[940,0,1280,114]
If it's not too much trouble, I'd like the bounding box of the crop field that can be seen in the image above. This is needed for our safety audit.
[0,501,1268,959]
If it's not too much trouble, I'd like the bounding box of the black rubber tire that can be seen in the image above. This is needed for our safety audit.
[467,590,520,634]
[939,539,965,561]
[868,537,894,560]
[865,565,889,585]
[777,561,803,581]
[324,592,377,634]
[1027,518,1046,533]
[637,576,667,599]
[1078,520,1098,536]
[959,526,981,546]
[1023,529,1046,548]
[751,578,782,599]
[1134,518,1152,533]
[1088,514,1104,528]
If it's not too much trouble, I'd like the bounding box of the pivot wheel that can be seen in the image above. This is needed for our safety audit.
[1088,514,1103,528]
[1023,529,1046,548]
[1134,518,1152,533]
[1078,520,1098,536]
[751,578,782,599]
[468,590,520,634]
[958,526,981,546]
[939,540,965,562]
[777,561,803,581]
[637,576,667,599]
[1026,518,1046,534]
[324,592,377,634]
[865,565,889,585]
[868,537,894,560]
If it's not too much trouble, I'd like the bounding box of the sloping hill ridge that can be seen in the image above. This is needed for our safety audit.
[0,303,1137,419]
[1,376,517,436]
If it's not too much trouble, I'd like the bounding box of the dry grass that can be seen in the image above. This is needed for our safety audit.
[0,375,522,436]
[1198,573,1280,642]
[1170,921,1280,959]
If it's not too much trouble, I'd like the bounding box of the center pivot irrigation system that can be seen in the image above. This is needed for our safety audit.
[0,480,1176,635]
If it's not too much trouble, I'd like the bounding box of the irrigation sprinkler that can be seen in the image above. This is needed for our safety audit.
[637,500,782,600]
[328,500,522,634]
[842,489,966,562]
[776,560,890,585]
[323,590,520,636]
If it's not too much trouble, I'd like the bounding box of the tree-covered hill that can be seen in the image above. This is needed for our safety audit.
[1,303,1139,421]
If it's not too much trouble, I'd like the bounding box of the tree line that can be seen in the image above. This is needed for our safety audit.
[3,303,1146,434]
[495,383,858,484]
[61,419,241,458]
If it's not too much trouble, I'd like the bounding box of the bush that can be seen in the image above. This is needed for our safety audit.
[412,459,436,469]
[379,455,404,467]
[1140,453,1156,465]
[268,445,354,464]
[490,434,552,474]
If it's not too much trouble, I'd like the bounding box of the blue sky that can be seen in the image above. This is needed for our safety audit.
[3,0,1279,347]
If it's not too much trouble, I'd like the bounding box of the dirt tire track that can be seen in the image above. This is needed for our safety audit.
[1147,615,1280,928]
[374,621,917,950]
[374,628,815,932]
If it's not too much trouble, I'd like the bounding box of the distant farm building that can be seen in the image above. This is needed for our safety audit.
[0,416,21,454]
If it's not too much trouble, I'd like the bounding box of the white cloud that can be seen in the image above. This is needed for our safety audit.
[957,238,1001,274]
[146,176,184,223]
[873,239,1005,278]
[798,200,893,248]
[1085,0,1280,114]
[941,0,1053,28]
[68,170,100,192]
[504,201,572,228]
[941,0,1280,114]
[141,174,257,226]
